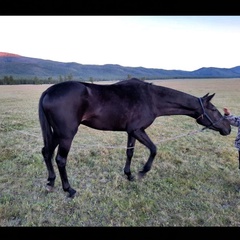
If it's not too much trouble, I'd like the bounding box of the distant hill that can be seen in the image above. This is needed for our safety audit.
[1,52,240,81]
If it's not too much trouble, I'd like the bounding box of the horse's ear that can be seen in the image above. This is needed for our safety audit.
[206,93,215,102]
[202,93,209,98]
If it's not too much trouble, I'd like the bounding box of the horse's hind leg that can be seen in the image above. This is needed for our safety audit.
[42,133,58,192]
[56,137,76,198]
[124,134,136,181]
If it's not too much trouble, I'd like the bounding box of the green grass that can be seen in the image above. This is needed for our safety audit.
[1,79,240,226]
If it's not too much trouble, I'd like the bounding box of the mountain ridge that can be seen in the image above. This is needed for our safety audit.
[1,52,240,81]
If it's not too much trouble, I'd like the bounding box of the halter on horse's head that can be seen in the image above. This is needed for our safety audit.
[196,94,231,135]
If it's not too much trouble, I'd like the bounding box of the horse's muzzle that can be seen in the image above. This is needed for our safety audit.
[209,118,231,136]
[207,123,231,136]
[219,126,231,136]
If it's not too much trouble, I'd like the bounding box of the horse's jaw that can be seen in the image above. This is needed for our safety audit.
[210,126,231,136]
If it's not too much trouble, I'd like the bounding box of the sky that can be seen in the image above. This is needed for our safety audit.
[1,15,240,71]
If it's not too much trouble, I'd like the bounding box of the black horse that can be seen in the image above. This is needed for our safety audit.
[38,78,231,198]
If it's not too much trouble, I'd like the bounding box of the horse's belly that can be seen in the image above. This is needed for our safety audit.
[81,121,125,131]
[81,114,127,131]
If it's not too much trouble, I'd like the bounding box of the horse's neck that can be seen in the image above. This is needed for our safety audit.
[152,85,198,118]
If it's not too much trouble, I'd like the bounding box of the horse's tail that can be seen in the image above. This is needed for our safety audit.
[38,91,53,156]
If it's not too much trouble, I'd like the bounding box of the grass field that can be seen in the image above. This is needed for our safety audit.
[1,79,240,226]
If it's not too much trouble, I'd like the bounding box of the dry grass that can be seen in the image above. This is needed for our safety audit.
[1,79,240,226]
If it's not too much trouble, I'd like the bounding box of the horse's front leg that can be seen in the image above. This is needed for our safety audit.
[132,129,157,179]
[124,134,136,181]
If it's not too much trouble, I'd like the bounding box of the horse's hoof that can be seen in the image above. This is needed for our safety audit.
[128,175,135,181]
[45,185,54,192]
[67,188,77,198]
[138,171,146,180]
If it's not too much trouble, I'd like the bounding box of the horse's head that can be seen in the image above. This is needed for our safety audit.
[196,93,231,136]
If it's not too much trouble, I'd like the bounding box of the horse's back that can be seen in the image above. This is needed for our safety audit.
[42,78,148,99]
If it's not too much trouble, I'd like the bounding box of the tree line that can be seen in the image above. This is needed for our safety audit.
[0,74,147,85]
[0,75,92,85]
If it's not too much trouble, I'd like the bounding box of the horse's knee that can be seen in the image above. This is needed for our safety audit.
[56,154,66,168]
[126,149,134,159]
